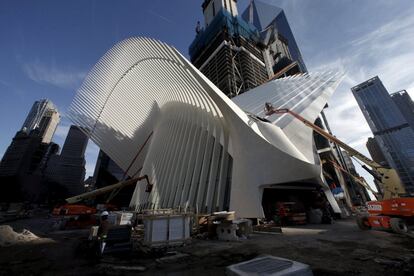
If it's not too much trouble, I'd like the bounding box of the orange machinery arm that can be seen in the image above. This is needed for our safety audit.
[65,175,152,204]
[264,103,380,168]
[324,159,378,199]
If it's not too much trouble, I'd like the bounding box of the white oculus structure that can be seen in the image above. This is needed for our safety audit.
[69,37,344,218]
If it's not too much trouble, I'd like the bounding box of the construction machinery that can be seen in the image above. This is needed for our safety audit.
[323,159,379,200]
[52,175,152,229]
[264,103,414,235]
[65,175,152,204]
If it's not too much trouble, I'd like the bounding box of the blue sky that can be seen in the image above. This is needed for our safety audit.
[1,0,414,188]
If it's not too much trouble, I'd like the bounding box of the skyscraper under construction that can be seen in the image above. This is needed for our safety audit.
[189,0,308,99]
[189,0,269,98]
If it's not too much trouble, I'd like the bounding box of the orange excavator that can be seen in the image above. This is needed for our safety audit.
[264,103,414,236]
[52,175,152,229]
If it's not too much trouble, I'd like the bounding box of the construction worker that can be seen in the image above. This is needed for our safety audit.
[275,202,287,225]
[97,211,110,254]
[195,21,201,34]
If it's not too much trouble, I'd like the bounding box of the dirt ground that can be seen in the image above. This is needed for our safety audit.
[1,217,413,275]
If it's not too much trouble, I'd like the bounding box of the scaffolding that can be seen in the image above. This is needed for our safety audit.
[189,10,268,98]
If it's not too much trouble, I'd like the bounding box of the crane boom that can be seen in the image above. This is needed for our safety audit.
[266,106,380,168]
[65,175,152,204]
[263,103,406,199]
[324,159,378,199]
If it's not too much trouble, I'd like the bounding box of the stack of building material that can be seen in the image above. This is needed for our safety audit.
[216,219,252,241]
[139,209,192,248]
[196,211,236,238]
[195,211,253,241]
[253,224,282,234]
[110,211,134,225]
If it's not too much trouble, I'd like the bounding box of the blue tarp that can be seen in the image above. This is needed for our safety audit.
[189,9,260,60]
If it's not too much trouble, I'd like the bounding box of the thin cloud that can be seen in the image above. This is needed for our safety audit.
[324,9,414,92]
[147,10,174,24]
[0,78,24,98]
[350,12,414,48]
[0,79,12,89]
[22,60,86,90]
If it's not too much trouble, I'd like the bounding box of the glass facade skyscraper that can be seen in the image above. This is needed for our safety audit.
[241,0,307,73]
[21,99,60,143]
[391,90,414,131]
[352,76,414,193]
[45,125,88,197]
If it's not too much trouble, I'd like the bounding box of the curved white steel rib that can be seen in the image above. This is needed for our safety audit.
[69,37,343,217]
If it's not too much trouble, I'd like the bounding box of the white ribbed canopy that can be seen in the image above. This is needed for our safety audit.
[69,37,343,217]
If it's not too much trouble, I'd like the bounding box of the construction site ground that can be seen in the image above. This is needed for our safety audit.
[1,216,413,275]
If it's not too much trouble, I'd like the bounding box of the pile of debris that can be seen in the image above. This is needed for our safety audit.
[196,211,253,241]
[0,225,40,247]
